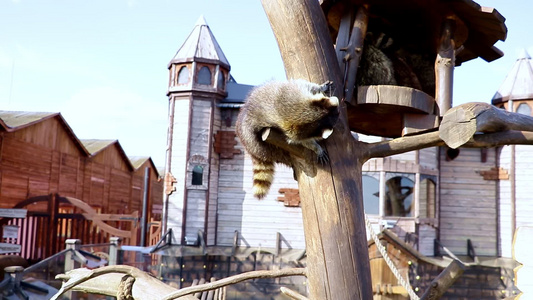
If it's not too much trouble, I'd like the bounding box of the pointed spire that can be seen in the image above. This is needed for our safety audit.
[169,16,230,69]
[195,15,208,27]
[518,48,531,60]
[492,49,533,103]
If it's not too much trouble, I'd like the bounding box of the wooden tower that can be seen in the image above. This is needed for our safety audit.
[163,16,229,245]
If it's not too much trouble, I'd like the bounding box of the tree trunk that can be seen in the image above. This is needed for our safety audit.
[261,1,373,299]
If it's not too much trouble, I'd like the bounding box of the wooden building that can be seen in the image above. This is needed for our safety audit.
[163,16,304,250]
[160,7,528,298]
[0,111,162,260]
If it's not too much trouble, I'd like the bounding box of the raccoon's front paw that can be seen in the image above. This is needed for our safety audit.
[319,81,334,95]
[317,150,329,165]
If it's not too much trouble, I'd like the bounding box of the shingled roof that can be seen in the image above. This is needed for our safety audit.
[492,50,533,104]
[0,110,158,175]
[168,16,230,69]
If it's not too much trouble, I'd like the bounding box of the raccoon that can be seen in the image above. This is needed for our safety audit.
[236,79,340,199]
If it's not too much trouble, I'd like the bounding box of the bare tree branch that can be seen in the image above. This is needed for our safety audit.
[51,265,185,300]
[361,131,444,160]
[162,268,307,300]
[281,286,310,300]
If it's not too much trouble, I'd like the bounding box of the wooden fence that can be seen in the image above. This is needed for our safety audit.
[2,194,139,262]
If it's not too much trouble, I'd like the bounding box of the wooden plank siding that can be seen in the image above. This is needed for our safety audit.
[207,104,221,246]
[215,109,305,249]
[0,113,162,250]
[184,99,213,243]
[167,96,192,243]
[498,144,533,258]
[439,147,498,256]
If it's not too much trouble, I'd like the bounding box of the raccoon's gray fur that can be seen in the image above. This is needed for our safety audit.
[357,33,397,86]
[236,79,340,199]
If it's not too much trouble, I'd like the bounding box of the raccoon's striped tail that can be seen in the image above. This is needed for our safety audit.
[252,160,275,199]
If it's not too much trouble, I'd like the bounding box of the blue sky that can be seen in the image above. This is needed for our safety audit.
[0,0,532,168]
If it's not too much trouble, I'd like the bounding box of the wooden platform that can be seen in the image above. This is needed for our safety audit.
[348,85,439,137]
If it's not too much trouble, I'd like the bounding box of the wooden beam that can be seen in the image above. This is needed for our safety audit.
[440,102,533,148]
[420,259,465,300]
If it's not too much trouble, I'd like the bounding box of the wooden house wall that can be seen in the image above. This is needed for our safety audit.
[207,104,221,245]
[497,145,512,257]
[512,145,533,230]
[0,115,162,220]
[498,144,533,258]
[216,109,305,249]
[418,224,436,256]
[419,147,438,169]
[6,116,82,156]
[167,95,192,244]
[439,147,498,256]
[183,98,212,243]
[89,143,131,171]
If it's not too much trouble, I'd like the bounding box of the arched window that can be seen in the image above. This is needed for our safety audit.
[192,165,203,186]
[385,176,414,217]
[419,177,436,218]
[197,66,212,85]
[217,71,225,90]
[517,103,531,116]
[362,175,380,215]
[177,66,189,84]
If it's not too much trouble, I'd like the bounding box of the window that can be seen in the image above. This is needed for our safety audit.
[197,66,212,85]
[192,165,203,185]
[517,103,531,116]
[217,71,225,90]
[362,175,380,215]
[186,155,208,190]
[177,66,189,84]
[385,176,414,217]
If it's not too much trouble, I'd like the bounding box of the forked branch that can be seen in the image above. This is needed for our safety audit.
[51,265,307,300]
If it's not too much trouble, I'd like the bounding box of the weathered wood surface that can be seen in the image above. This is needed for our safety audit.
[0,115,161,214]
[420,259,465,300]
[337,5,368,105]
[435,17,456,115]
[358,86,436,114]
[261,0,372,299]
[348,85,439,137]
[320,0,507,65]
[440,102,533,148]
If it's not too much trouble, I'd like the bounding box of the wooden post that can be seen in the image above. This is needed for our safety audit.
[435,17,455,115]
[65,239,81,272]
[109,237,121,266]
[261,1,372,299]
